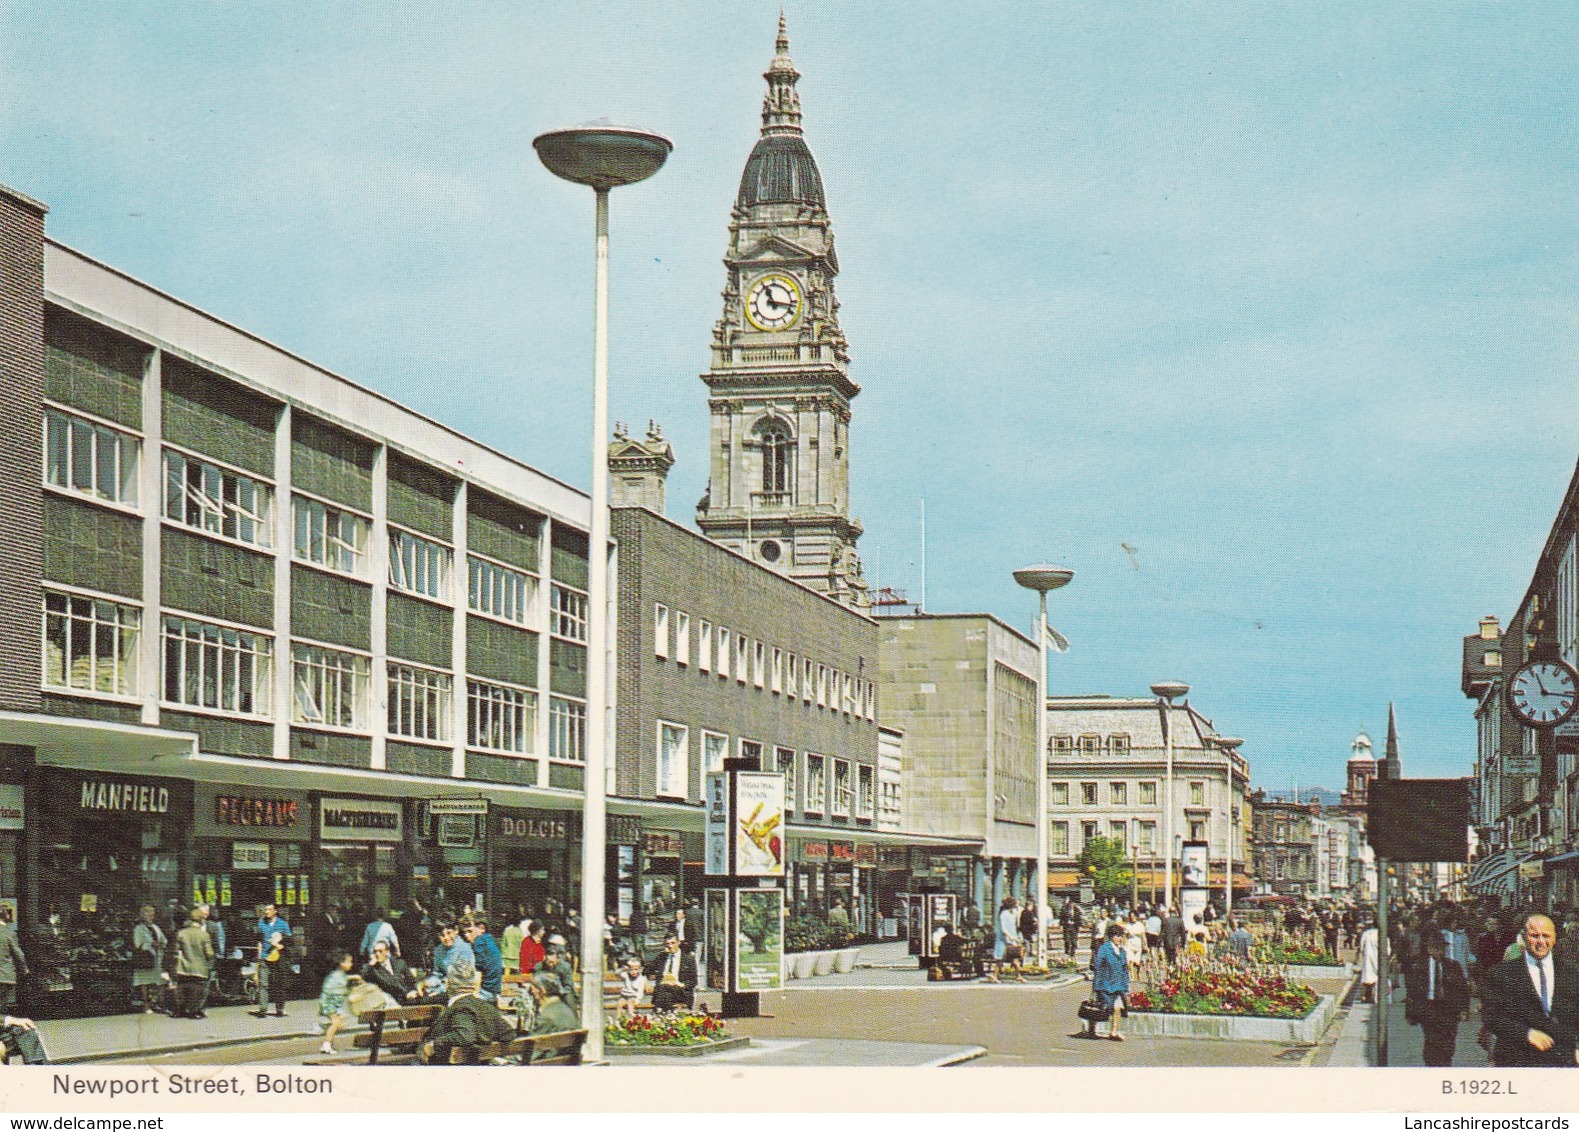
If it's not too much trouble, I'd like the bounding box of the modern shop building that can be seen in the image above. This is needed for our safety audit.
[0,183,666,1015]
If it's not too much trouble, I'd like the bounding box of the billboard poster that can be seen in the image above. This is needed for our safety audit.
[906,894,925,956]
[704,888,729,990]
[924,893,956,958]
[733,888,784,992]
[733,772,785,877]
[1180,840,1210,933]
[704,773,730,875]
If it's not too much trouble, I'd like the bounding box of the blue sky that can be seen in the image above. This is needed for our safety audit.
[5,3,1576,791]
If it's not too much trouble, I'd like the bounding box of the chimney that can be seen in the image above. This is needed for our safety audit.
[608,420,675,514]
[1479,616,1501,641]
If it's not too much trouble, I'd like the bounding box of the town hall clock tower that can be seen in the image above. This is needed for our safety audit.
[695,16,867,608]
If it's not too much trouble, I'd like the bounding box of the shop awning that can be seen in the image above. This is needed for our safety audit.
[1465,849,1532,895]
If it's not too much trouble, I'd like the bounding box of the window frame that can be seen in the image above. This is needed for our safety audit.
[654,603,669,660]
[388,526,453,604]
[160,611,273,719]
[776,746,797,813]
[466,552,539,627]
[804,753,827,816]
[657,720,689,799]
[1049,781,1069,807]
[717,627,731,680]
[856,763,875,820]
[387,660,454,744]
[466,677,537,756]
[42,588,142,701]
[548,582,589,642]
[1110,781,1127,806]
[699,620,713,672]
[161,446,275,551]
[675,612,691,666]
[43,403,142,511]
[548,695,587,763]
[293,492,371,579]
[1081,781,1099,806]
[291,639,371,731]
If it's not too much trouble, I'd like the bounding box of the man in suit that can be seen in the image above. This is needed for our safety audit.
[647,933,698,1012]
[1405,928,1470,1066]
[1483,914,1578,1067]
[361,939,418,1002]
[1161,907,1186,965]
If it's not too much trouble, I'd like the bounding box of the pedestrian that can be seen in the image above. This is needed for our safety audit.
[1161,906,1185,966]
[0,906,28,1016]
[1227,918,1253,962]
[1060,899,1083,960]
[501,911,527,976]
[460,914,504,1000]
[534,939,579,1013]
[427,919,474,995]
[252,902,292,1019]
[131,904,167,1013]
[1018,900,1038,959]
[518,920,546,981]
[317,951,356,1056]
[615,954,649,1021]
[1124,911,1146,971]
[991,897,1022,982]
[173,908,215,1019]
[421,958,515,1065]
[1357,919,1379,1003]
[1144,907,1162,952]
[647,934,698,1011]
[1322,911,1340,958]
[1091,923,1131,1041]
[1481,914,1577,1067]
[1405,930,1469,1067]
[358,908,399,962]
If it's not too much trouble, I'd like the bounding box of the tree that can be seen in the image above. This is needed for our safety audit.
[1077,836,1134,900]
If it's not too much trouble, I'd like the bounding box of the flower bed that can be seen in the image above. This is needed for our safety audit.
[1130,969,1319,1019]
[605,1010,730,1048]
[1251,942,1344,967]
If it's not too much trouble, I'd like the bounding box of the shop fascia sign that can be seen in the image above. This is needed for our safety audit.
[320,797,403,842]
[428,798,490,816]
[79,778,169,814]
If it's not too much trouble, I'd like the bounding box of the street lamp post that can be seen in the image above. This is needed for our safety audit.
[1211,736,1244,920]
[1151,681,1190,913]
[534,120,671,1063]
[1014,564,1074,968]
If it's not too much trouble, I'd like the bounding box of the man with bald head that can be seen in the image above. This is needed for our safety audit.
[1482,914,1578,1067]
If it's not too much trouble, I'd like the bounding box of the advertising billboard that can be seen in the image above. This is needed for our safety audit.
[733,888,784,992]
[733,772,785,877]
[704,888,729,990]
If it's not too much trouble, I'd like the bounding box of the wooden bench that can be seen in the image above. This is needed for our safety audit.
[444,1028,589,1066]
[350,1004,443,1065]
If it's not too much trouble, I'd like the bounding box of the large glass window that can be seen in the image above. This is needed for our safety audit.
[389,530,451,601]
[776,747,796,812]
[467,556,537,624]
[1051,822,1070,856]
[658,722,688,798]
[44,409,140,507]
[43,592,140,696]
[291,643,368,729]
[293,495,368,575]
[549,696,585,761]
[162,615,272,716]
[857,764,875,819]
[163,450,272,547]
[549,584,588,642]
[1139,781,1157,806]
[388,663,452,742]
[759,423,792,497]
[467,679,536,754]
[703,732,729,778]
[832,759,852,816]
[1050,781,1069,806]
[805,754,826,814]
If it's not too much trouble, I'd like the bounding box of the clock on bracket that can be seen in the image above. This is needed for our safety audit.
[1506,659,1579,728]
[745,272,803,332]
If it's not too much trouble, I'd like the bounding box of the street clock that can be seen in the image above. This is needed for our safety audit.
[1506,659,1579,728]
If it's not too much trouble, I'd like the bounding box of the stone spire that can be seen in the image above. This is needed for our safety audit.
[1382,702,1401,780]
[761,9,803,136]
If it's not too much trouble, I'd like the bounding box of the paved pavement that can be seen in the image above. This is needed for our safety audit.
[1315,978,1492,1069]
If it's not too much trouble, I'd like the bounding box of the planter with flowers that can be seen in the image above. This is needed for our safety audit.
[1248,942,1351,983]
[604,1010,750,1057]
[1124,968,1337,1043]
[784,915,853,979]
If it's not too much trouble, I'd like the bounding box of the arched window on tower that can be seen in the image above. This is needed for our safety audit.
[758,421,793,503]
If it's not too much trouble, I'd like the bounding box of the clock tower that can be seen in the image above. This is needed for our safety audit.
[695,15,867,608]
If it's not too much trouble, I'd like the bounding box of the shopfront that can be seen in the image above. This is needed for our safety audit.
[28,768,193,1018]
[489,808,576,922]
[317,796,405,961]
[640,828,686,950]
[191,784,313,979]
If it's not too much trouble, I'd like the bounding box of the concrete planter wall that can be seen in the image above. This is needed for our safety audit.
[1281,963,1351,982]
[1126,993,1337,1044]
[812,950,837,976]
[834,948,858,974]
[792,952,817,979]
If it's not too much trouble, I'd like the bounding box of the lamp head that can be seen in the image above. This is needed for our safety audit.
[534,120,673,189]
[1151,681,1190,701]
[1013,564,1074,594]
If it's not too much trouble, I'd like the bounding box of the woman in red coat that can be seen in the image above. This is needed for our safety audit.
[517,921,546,977]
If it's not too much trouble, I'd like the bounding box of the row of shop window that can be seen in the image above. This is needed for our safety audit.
[41,591,585,760]
[1051,779,1210,807]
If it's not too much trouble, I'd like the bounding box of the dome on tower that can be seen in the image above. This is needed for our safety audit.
[737,134,826,208]
[1348,730,1374,763]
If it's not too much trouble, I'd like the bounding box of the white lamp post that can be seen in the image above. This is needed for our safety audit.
[1210,736,1244,919]
[534,120,671,1063]
[1151,681,1189,913]
[1013,563,1073,967]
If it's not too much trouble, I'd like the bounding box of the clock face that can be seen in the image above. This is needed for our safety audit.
[1507,660,1579,727]
[745,273,802,331]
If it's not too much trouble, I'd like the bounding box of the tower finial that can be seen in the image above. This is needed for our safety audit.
[761,11,802,135]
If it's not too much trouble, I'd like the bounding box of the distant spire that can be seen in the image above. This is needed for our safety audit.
[1383,702,1401,779]
[761,9,803,136]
